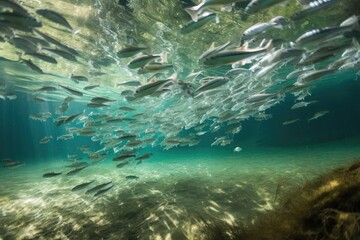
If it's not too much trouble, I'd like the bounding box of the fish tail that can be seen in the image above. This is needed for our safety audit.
[185,3,204,22]
[353,38,360,50]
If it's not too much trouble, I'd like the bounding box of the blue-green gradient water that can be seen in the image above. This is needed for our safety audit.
[1,0,360,239]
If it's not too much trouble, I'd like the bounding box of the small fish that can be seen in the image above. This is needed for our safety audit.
[1,159,24,169]
[91,97,115,103]
[65,162,89,168]
[35,30,78,55]
[117,81,142,87]
[26,53,57,64]
[296,68,337,85]
[94,185,113,197]
[40,136,52,144]
[43,172,62,178]
[56,112,83,126]
[116,161,129,168]
[194,77,229,93]
[135,79,173,98]
[0,0,29,16]
[117,46,148,58]
[85,181,112,195]
[245,0,286,14]
[20,59,43,74]
[292,0,338,21]
[138,63,174,73]
[113,153,136,161]
[181,12,216,34]
[59,85,83,96]
[242,16,286,41]
[295,26,355,46]
[0,12,42,28]
[87,102,109,108]
[36,9,73,31]
[66,165,87,176]
[198,41,231,64]
[308,111,329,121]
[233,147,242,152]
[185,0,241,22]
[64,96,74,102]
[43,48,77,62]
[282,119,300,125]
[57,133,74,140]
[36,86,57,92]
[128,54,161,69]
[9,37,38,53]
[203,40,272,66]
[119,106,135,111]
[245,93,277,103]
[125,175,139,180]
[84,85,99,90]
[71,180,95,191]
[291,100,318,110]
[70,74,88,83]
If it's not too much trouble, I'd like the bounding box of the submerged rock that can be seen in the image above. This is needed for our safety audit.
[201,159,360,240]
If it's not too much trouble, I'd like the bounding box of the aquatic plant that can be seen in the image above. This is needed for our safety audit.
[201,159,360,240]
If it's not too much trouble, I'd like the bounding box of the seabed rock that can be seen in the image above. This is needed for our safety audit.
[202,159,360,240]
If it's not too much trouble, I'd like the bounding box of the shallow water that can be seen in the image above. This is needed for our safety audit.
[1,0,360,239]
[1,138,360,239]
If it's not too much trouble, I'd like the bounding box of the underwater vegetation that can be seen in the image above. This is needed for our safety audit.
[201,158,360,240]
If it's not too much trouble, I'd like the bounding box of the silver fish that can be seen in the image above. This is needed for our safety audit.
[308,111,329,121]
[245,0,287,14]
[36,9,72,31]
[181,12,216,34]
[203,40,272,66]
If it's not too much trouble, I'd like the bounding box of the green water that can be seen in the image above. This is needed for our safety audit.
[1,138,360,239]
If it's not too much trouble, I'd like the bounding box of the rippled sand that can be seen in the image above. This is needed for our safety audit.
[1,139,360,240]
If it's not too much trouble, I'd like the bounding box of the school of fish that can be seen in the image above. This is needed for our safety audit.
[1,0,360,196]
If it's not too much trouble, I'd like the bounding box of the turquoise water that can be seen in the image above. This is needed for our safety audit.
[1,0,360,239]
[1,139,360,239]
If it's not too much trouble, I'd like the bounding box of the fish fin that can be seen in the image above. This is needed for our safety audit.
[209,42,216,50]
[237,42,248,50]
[160,52,168,63]
[149,76,157,83]
[167,73,177,82]
[259,39,267,48]
[264,39,273,52]
[185,3,204,22]
[231,59,252,68]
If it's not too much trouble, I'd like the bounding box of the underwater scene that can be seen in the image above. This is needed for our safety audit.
[1,0,360,239]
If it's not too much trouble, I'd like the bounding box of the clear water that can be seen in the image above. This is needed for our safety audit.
[1,0,360,239]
